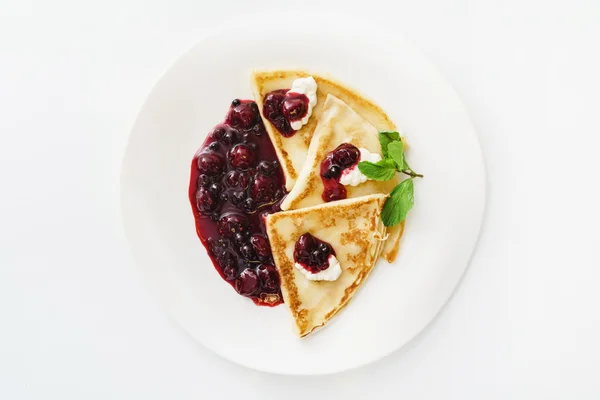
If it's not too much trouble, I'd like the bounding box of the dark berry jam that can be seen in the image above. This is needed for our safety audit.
[293,233,336,273]
[319,143,361,202]
[282,92,309,122]
[189,99,287,306]
[262,89,310,137]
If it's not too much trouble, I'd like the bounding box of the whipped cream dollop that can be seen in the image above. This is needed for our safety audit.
[339,147,382,186]
[294,254,342,281]
[288,77,318,130]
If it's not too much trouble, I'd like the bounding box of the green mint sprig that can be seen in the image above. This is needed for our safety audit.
[357,131,423,227]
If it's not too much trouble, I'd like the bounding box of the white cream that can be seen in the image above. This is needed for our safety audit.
[294,254,342,281]
[339,147,382,186]
[288,76,318,130]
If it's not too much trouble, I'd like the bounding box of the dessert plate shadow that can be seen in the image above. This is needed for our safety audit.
[120,13,486,375]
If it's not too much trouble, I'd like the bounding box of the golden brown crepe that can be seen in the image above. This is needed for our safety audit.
[250,69,396,191]
[278,94,404,262]
[266,194,387,337]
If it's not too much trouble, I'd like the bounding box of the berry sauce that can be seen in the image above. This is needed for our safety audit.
[293,233,336,273]
[262,89,310,137]
[319,143,361,202]
[189,99,287,306]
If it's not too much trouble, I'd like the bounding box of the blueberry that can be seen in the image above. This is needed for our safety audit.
[311,249,326,265]
[257,264,280,292]
[230,190,245,206]
[197,152,225,176]
[240,244,256,260]
[197,174,211,188]
[233,232,248,244]
[250,235,271,258]
[235,268,260,296]
[228,102,259,129]
[326,165,342,179]
[229,144,256,169]
[218,213,250,238]
[318,243,329,253]
[212,124,238,145]
[251,173,277,203]
[196,188,218,215]
[332,143,360,168]
[223,130,237,145]
[210,125,227,140]
[225,170,240,188]
[282,94,308,120]
[208,182,221,195]
[238,172,250,188]
[257,161,275,176]
[241,198,257,214]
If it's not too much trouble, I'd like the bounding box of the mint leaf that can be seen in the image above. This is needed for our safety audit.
[378,131,400,158]
[382,179,414,227]
[387,141,406,170]
[358,159,397,181]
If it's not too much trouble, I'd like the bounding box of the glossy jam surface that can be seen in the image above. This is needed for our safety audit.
[189,99,286,306]
[319,143,361,202]
[293,233,336,273]
[262,89,310,137]
[282,92,310,122]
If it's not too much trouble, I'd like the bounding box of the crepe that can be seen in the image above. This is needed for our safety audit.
[279,94,404,262]
[250,69,396,191]
[266,194,387,337]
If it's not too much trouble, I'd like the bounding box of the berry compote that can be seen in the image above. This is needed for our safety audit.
[262,89,310,137]
[293,233,336,273]
[319,143,361,202]
[189,99,287,306]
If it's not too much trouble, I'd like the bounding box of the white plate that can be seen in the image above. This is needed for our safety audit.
[120,13,485,375]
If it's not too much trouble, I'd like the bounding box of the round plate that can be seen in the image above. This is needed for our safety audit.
[120,13,485,375]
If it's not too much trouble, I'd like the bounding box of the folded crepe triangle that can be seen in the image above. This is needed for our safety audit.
[280,94,404,263]
[266,194,387,337]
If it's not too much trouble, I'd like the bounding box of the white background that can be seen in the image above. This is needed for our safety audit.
[1,0,599,398]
